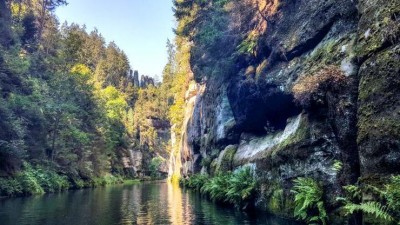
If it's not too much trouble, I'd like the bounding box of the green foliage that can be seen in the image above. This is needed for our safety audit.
[0,162,72,196]
[0,2,137,193]
[237,31,258,55]
[98,86,128,120]
[201,173,230,202]
[333,160,343,172]
[16,167,45,195]
[338,176,400,223]
[90,174,123,187]
[384,176,400,214]
[180,174,209,190]
[225,167,256,207]
[181,167,256,208]
[291,177,328,225]
[343,202,393,222]
[2,46,31,75]
[123,179,140,185]
[149,157,164,178]
[200,157,212,167]
[0,178,23,196]
[132,85,169,155]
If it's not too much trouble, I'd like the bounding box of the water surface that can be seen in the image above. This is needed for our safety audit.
[0,181,299,225]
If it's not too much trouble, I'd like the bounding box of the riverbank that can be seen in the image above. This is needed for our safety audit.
[0,162,142,198]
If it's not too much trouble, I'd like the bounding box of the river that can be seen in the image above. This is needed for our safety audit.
[0,181,299,225]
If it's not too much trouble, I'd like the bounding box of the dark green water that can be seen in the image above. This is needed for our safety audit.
[0,181,299,225]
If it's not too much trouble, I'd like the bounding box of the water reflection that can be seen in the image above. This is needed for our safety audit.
[0,181,299,225]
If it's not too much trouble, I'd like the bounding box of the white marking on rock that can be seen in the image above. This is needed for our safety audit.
[234,114,302,161]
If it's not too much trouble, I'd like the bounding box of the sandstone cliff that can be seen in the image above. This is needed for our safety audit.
[169,0,400,222]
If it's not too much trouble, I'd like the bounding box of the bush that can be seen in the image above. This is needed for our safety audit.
[337,176,400,223]
[0,178,23,196]
[89,174,123,187]
[149,157,163,178]
[32,168,70,193]
[181,166,256,209]
[291,177,328,225]
[16,169,44,195]
[0,163,72,196]
[292,66,346,106]
[225,167,256,207]
[180,174,208,190]
[201,173,230,202]
[72,178,86,189]
[103,174,123,185]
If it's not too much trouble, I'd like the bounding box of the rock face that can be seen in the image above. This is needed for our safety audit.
[140,75,155,88]
[133,70,140,87]
[170,0,400,222]
[124,116,170,178]
[127,70,155,88]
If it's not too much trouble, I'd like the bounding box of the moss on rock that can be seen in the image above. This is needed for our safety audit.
[212,145,237,174]
[260,182,295,218]
[356,0,400,58]
[358,44,400,176]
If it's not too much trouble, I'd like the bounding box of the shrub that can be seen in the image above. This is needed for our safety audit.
[89,174,123,187]
[333,160,343,172]
[338,176,400,223]
[237,31,258,55]
[16,170,44,195]
[103,174,123,185]
[181,166,256,209]
[292,66,346,106]
[33,168,70,192]
[201,173,230,202]
[181,174,208,190]
[0,162,72,196]
[72,178,85,189]
[225,167,256,207]
[0,178,23,196]
[149,157,164,178]
[291,177,328,225]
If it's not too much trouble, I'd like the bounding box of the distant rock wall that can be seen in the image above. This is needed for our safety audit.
[127,70,155,88]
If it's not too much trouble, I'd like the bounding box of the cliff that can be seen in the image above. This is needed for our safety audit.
[169,0,400,222]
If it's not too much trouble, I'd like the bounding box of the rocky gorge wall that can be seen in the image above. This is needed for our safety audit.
[169,0,400,222]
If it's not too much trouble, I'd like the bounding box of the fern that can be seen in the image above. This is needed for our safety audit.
[332,160,343,172]
[385,176,400,213]
[225,167,256,207]
[291,177,328,225]
[343,202,393,222]
[201,174,230,202]
[338,176,400,223]
[185,166,256,209]
[343,185,362,200]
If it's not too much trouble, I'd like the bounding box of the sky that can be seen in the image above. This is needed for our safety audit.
[56,0,176,79]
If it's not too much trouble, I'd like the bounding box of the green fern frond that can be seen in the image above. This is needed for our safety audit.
[344,201,394,221]
[291,177,328,225]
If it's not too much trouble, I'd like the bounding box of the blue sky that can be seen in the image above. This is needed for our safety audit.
[56,0,175,79]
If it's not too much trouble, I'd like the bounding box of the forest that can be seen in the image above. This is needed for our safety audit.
[0,0,177,194]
